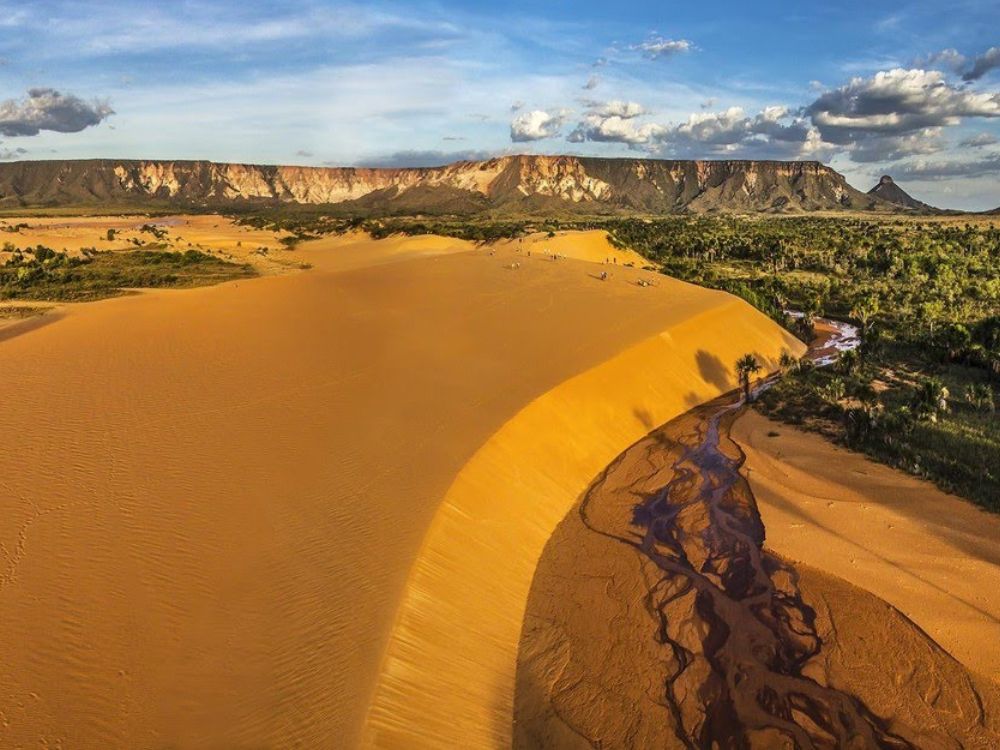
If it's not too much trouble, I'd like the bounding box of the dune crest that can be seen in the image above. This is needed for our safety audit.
[0,230,795,748]
[363,298,802,747]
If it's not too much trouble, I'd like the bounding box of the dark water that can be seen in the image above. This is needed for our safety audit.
[578,320,912,749]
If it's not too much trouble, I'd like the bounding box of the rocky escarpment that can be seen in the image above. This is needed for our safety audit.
[0,156,893,214]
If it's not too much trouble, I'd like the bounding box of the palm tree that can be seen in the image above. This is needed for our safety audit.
[913,377,949,423]
[850,295,880,336]
[736,353,762,403]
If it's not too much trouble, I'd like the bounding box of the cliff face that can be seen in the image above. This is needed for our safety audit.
[0,155,889,213]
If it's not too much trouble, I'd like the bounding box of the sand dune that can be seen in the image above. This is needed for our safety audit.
[364,288,802,748]
[493,229,651,267]
[733,411,1000,683]
[0,231,798,747]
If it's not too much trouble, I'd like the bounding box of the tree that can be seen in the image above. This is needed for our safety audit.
[913,378,949,423]
[736,353,762,403]
[778,350,798,375]
[965,383,995,413]
[850,294,880,335]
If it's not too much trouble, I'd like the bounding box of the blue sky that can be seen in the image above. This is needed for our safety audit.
[0,0,998,208]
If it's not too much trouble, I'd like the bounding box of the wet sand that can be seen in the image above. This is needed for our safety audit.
[518,330,1000,748]
[733,410,1000,683]
[0,231,798,747]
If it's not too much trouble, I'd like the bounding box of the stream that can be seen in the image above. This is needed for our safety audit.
[577,318,912,749]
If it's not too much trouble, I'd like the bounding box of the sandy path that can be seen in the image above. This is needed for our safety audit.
[733,411,1000,683]
[0,233,792,748]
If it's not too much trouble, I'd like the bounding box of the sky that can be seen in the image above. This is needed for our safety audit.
[0,0,998,209]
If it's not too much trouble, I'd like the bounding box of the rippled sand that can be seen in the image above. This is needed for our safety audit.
[0,231,798,747]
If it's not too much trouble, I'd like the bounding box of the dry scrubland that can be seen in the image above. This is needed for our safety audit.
[0,217,997,748]
[0,214,298,275]
[0,225,797,747]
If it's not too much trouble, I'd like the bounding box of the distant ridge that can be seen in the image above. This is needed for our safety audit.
[867,175,938,212]
[0,156,902,215]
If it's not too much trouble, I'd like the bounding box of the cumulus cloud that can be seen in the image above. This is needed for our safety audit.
[0,88,113,137]
[963,47,1000,82]
[806,69,1000,146]
[633,35,693,60]
[0,146,28,160]
[295,149,314,157]
[585,100,647,119]
[659,106,826,158]
[568,99,660,145]
[566,102,828,159]
[583,75,599,90]
[893,154,1000,180]
[568,117,664,145]
[847,129,945,162]
[959,132,998,148]
[510,109,569,142]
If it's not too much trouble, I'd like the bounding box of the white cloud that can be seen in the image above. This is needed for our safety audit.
[848,128,945,162]
[633,35,693,60]
[959,132,998,148]
[893,154,1000,180]
[913,48,967,74]
[585,100,648,119]
[807,69,1000,145]
[510,109,569,142]
[964,47,1000,81]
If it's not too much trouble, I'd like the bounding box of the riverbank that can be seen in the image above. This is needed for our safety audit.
[517,316,1000,747]
[733,408,1000,683]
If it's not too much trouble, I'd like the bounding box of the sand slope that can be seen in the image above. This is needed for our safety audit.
[364,298,802,747]
[494,229,651,267]
[0,231,798,748]
[733,410,1000,683]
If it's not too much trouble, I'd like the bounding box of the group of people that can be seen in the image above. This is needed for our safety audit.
[490,243,653,287]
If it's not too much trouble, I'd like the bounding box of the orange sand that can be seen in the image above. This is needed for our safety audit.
[0,230,798,747]
[733,410,1000,683]
[494,229,651,267]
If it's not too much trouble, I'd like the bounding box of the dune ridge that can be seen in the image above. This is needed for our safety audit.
[0,229,797,748]
[362,298,803,747]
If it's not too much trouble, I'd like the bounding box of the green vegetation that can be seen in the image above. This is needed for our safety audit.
[736,353,761,403]
[757,342,999,510]
[1,245,255,302]
[598,215,999,511]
